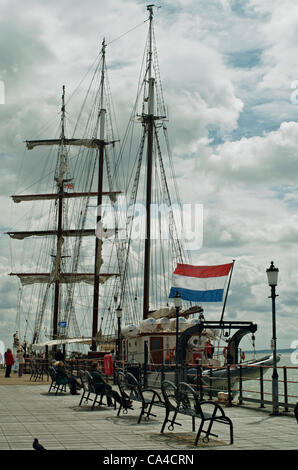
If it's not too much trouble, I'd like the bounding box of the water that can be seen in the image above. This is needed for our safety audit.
[237,352,298,406]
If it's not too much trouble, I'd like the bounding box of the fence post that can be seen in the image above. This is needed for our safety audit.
[198,365,203,400]
[143,341,148,388]
[283,366,289,412]
[260,366,265,408]
[161,363,165,388]
[227,365,233,406]
[209,367,213,400]
[238,364,243,405]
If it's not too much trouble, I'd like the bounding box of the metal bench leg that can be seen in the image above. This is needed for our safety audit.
[85,392,91,403]
[117,403,123,416]
[91,394,99,410]
[138,404,145,424]
[160,410,170,433]
[227,418,233,444]
[79,391,85,406]
[195,419,205,446]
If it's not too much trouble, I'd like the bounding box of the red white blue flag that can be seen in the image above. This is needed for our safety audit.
[169,263,233,302]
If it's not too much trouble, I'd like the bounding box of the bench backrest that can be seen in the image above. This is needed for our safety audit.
[161,380,179,410]
[48,366,57,382]
[161,380,205,416]
[177,382,203,417]
[125,372,143,402]
[79,370,89,392]
[116,371,143,402]
[116,371,127,396]
[79,370,96,393]
[85,370,97,394]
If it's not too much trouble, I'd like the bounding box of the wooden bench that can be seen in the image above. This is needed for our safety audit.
[48,366,68,395]
[30,361,48,382]
[160,380,233,446]
[78,370,116,410]
[116,371,164,424]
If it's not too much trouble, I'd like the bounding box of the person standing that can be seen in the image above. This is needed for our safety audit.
[16,348,25,377]
[4,348,15,378]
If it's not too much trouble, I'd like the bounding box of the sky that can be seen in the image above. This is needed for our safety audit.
[1,0,298,353]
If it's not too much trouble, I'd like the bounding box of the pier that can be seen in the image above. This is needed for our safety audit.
[0,369,296,451]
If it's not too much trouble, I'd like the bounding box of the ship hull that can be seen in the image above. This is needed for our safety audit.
[187,354,280,396]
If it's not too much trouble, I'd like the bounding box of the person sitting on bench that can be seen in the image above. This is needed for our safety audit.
[89,361,131,408]
[56,361,81,395]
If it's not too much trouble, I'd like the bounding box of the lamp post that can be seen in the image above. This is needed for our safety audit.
[173,291,182,385]
[266,261,279,415]
[116,306,122,362]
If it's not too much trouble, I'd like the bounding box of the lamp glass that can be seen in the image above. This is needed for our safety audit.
[266,262,279,287]
[173,292,182,308]
[116,307,122,319]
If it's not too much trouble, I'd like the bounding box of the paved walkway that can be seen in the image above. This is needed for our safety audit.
[0,380,297,452]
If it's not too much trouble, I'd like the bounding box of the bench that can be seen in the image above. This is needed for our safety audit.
[160,380,233,446]
[48,366,68,395]
[116,371,164,424]
[78,370,116,410]
[30,361,48,382]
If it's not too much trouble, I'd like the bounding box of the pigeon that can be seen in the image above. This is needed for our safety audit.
[33,438,46,450]
[294,402,298,424]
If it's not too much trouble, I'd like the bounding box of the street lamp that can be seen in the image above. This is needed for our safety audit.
[116,306,122,362]
[173,291,182,385]
[266,261,279,415]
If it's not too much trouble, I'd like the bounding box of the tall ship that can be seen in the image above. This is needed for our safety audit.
[8,5,278,393]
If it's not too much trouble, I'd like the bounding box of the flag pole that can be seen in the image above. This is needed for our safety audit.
[219,259,235,324]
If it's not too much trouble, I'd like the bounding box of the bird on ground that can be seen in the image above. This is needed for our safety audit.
[33,438,46,450]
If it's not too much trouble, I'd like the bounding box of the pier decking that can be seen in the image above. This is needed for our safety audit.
[0,375,296,451]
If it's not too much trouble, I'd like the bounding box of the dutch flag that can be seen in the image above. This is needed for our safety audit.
[169,263,233,302]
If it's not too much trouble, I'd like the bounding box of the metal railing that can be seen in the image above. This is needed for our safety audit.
[21,355,298,417]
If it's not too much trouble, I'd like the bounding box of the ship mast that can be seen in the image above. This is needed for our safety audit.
[52,85,67,343]
[143,4,155,320]
[9,48,120,346]
[91,39,106,351]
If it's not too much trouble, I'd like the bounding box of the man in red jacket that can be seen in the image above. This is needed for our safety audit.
[5,348,15,377]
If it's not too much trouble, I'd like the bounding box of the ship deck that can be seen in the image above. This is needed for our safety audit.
[0,369,296,452]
